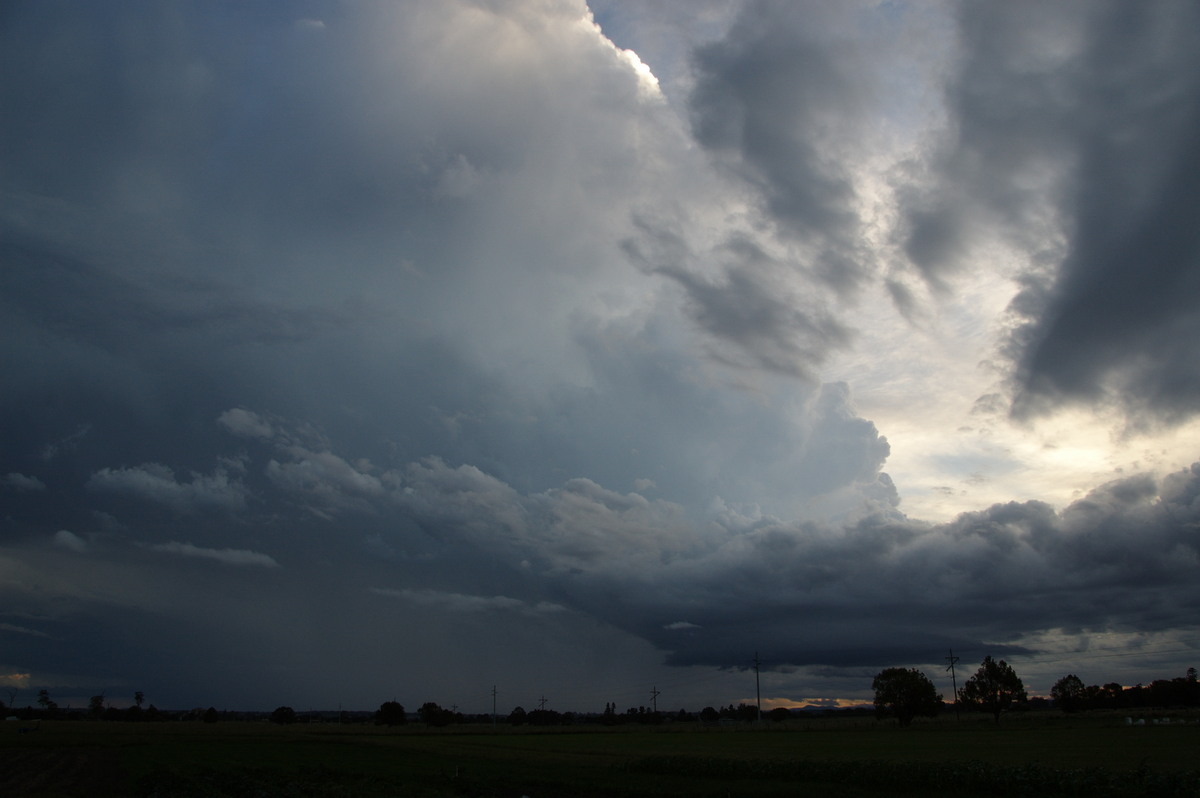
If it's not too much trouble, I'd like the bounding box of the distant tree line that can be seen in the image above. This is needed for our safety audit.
[872,657,1199,728]
[1050,668,1199,712]
[7,664,1195,725]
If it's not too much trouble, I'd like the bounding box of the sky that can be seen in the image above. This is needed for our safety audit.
[2,0,1199,715]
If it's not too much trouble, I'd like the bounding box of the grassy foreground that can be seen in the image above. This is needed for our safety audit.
[2,714,1198,797]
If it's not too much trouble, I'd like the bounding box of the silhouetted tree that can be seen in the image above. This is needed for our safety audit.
[508,706,527,725]
[270,706,298,724]
[872,667,942,727]
[699,706,719,723]
[767,707,793,722]
[375,700,406,726]
[418,701,454,726]
[1050,674,1088,712]
[202,706,219,723]
[960,656,1027,724]
[134,691,144,709]
[36,689,58,716]
[527,708,564,726]
[88,695,106,719]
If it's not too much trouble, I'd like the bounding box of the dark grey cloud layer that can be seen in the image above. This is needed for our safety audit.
[3,0,1199,710]
[911,2,1200,423]
[688,1,875,292]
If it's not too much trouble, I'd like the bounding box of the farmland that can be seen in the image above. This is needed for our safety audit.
[2,713,1198,797]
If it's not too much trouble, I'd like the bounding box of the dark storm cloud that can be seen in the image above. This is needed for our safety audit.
[688,2,866,271]
[903,1,1200,423]
[198,407,1200,675]
[574,463,1200,671]
[684,0,903,301]
[4,0,1198,711]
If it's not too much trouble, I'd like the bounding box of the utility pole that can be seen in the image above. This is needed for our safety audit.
[650,686,660,714]
[753,652,762,723]
[538,695,548,711]
[492,685,497,728]
[945,649,961,721]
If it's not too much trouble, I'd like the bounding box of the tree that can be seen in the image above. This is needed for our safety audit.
[871,667,942,727]
[418,701,454,726]
[269,706,297,724]
[88,695,106,719]
[1050,674,1088,713]
[960,656,1027,724]
[375,700,406,726]
[202,707,219,723]
[508,706,526,726]
[134,691,145,709]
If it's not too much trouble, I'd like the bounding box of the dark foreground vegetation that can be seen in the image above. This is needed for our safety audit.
[3,712,1199,797]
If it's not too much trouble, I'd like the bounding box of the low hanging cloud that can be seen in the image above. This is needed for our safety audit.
[370,587,566,617]
[599,463,1200,670]
[3,472,46,491]
[88,462,248,513]
[212,407,1200,675]
[0,623,50,639]
[217,408,276,440]
[53,530,88,553]
[150,541,279,569]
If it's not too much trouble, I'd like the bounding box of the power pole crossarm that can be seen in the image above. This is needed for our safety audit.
[945,649,961,721]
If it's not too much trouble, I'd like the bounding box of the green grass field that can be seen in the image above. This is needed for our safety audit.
[2,714,1198,797]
